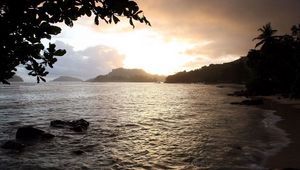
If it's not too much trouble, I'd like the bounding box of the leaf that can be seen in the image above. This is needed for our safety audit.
[2,79,10,85]
[40,77,46,82]
[54,49,66,56]
[44,34,51,39]
[129,17,134,28]
[255,41,264,48]
[33,54,42,60]
[25,65,33,70]
[94,16,99,25]
[85,8,92,17]
[112,15,120,24]
[135,10,143,15]
[48,25,62,35]
[35,43,44,50]
[48,43,56,53]
[64,18,73,27]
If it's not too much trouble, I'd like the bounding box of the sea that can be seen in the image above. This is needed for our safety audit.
[0,82,289,170]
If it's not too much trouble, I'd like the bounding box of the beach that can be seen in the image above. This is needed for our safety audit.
[261,96,300,169]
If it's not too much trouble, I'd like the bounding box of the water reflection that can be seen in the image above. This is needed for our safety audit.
[0,83,283,169]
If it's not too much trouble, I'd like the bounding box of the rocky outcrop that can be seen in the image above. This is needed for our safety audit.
[88,68,165,82]
[2,119,89,152]
[1,140,25,150]
[72,150,85,155]
[50,119,89,132]
[52,76,82,82]
[231,99,264,106]
[1,126,54,151]
[228,90,251,97]
[16,126,55,140]
[9,75,24,82]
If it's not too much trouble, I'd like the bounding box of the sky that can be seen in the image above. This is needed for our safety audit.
[18,0,300,81]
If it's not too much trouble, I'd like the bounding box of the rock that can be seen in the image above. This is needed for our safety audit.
[41,133,56,139]
[1,140,25,150]
[72,150,85,155]
[16,126,54,140]
[71,125,86,132]
[50,119,89,132]
[231,99,264,106]
[70,119,89,130]
[216,85,225,88]
[50,120,68,128]
[228,90,250,97]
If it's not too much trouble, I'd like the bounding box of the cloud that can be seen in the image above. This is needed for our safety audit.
[136,0,300,61]
[17,41,125,82]
[48,41,125,80]
[17,0,300,79]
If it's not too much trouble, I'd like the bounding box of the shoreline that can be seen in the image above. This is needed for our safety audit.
[258,96,300,169]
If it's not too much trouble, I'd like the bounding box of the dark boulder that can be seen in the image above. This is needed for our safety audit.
[50,120,68,128]
[72,150,85,155]
[50,119,89,132]
[231,99,264,106]
[228,90,250,97]
[70,119,89,131]
[71,125,86,132]
[16,126,54,141]
[1,140,25,150]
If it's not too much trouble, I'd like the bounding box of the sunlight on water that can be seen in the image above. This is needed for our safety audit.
[0,83,286,170]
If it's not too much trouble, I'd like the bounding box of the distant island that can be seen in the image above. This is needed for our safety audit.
[52,76,82,82]
[88,68,165,82]
[165,57,250,84]
[9,75,24,82]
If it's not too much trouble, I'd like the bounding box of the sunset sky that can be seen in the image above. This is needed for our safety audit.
[18,0,300,81]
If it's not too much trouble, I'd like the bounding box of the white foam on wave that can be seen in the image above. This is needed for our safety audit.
[261,109,290,167]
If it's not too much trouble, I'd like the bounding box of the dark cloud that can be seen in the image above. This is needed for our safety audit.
[17,41,125,81]
[49,41,125,80]
[137,0,300,62]
[17,0,300,79]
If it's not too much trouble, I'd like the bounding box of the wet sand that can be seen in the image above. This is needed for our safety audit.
[261,96,300,169]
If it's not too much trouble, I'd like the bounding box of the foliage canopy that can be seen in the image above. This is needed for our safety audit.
[0,0,150,84]
[165,23,300,98]
[247,23,300,97]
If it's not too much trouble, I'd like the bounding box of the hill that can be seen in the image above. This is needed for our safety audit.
[9,75,24,82]
[89,68,165,82]
[165,57,250,84]
[53,76,82,82]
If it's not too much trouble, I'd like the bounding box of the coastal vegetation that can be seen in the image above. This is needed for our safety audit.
[9,75,24,82]
[88,68,165,82]
[247,23,300,98]
[0,0,150,84]
[52,76,82,82]
[165,57,250,84]
[166,23,300,98]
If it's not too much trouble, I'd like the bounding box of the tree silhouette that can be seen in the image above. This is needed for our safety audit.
[253,23,277,49]
[291,24,300,40]
[0,0,150,84]
[165,23,300,98]
[247,23,300,98]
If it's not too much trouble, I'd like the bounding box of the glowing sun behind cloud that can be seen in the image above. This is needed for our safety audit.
[55,23,197,75]
[114,30,195,75]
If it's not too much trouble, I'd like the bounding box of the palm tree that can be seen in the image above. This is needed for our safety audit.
[253,23,278,49]
[291,24,300,40]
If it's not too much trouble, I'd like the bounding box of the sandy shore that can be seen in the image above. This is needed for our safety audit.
[260,96,300,169]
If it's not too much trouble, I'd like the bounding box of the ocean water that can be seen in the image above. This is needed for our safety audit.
[0,82,288,170]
